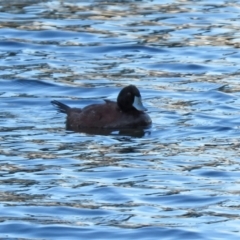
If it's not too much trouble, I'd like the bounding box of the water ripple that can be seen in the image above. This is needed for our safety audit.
[0,0,240,240]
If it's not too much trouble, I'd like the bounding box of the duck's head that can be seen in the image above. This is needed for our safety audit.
[117,85,147,112]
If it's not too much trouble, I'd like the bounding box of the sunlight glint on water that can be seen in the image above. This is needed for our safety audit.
[0,0,240,239]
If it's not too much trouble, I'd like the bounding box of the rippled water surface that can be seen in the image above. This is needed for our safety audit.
[1,0,240,239]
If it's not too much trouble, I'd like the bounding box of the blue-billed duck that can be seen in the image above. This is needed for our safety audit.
[51,85,152,131]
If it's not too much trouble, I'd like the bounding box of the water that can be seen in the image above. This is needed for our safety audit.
[0,0,240,239]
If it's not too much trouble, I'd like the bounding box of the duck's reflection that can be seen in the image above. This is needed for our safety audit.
[66,123,151,137]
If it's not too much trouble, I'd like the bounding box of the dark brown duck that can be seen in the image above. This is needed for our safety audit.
[51,85,152,131]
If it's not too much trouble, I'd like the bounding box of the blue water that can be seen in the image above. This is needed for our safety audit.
[0,0,240,239]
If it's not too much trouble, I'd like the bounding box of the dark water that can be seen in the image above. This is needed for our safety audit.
[1,0,240,239]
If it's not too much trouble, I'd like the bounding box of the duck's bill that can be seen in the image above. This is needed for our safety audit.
[133,96,147,111]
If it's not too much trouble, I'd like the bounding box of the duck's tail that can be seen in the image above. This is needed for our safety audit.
[51,100,70,114]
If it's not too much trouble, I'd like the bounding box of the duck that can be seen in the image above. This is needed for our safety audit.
[51,85,152,131]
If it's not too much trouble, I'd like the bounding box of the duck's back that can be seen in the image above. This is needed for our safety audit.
[66,100,151,130]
